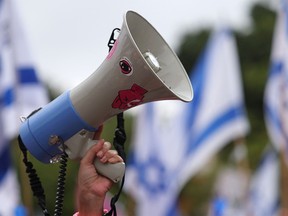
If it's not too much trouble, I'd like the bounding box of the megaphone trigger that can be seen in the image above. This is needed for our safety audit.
[64,130,125,183]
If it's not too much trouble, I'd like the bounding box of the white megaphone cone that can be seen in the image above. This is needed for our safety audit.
[19,11,193,182]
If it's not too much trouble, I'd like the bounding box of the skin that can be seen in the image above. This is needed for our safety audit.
[76,126,123,216]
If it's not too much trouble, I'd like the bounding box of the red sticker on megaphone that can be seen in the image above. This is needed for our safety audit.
[112,84,148,110]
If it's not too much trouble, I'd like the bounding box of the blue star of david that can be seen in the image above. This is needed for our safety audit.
[137,155,168,195]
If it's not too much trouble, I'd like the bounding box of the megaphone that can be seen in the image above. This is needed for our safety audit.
[19,10,193,183]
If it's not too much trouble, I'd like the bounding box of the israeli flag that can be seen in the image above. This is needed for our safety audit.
[0,0,48,215]
[264,0,288,159]
[177,27,250,186]
[124,27,249,216]
[248,146,280,216]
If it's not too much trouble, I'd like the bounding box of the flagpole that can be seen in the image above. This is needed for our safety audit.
[232,137,250,171]
[232,137,251,207]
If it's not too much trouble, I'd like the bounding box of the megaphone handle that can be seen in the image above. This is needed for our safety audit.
[85,139,126,183]
[93,158,125,183]
[65,135,125,183]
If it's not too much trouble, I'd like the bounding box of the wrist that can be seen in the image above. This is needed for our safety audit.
[77,190,106,216]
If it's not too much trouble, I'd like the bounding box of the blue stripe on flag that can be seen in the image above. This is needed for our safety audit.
[166,197,181,216]
[211,196,227,216]
[264,60,287,145]
[18,67,39,84]
[0,146,11,183]
[186,105,246,155]
[0,87,15,106]
[269,61,283,77]
[184,41,209,130]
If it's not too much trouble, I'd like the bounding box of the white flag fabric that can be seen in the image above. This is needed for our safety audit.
[0,0,48,139]
[0,0,49,215]
[248,146,280,216]
[264,0,288,157]
[124,27,249,216]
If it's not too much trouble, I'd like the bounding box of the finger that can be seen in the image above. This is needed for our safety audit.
[99,150,117,163]
[93,125,104,140]
[101,150,124,163]
[107,155,124,164]
[96,142,111,161]
[81,139,105,165]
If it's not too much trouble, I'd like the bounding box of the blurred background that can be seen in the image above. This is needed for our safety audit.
[0,0,285,215]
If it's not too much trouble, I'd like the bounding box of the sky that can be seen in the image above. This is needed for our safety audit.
[15,0,274,92]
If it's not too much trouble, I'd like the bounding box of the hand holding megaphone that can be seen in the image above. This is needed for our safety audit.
[64,127,125,183]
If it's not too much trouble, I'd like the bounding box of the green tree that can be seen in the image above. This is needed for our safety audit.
[235,4,276,169]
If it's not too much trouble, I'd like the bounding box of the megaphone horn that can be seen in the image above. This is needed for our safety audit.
[19,10,193,182]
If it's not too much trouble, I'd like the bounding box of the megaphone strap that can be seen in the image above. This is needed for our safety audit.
[18,133,69,216]
[18,107,70,216]
[54,152,68,216]
[105,113,127,216]
[114,113,127,162]
[18,135,50,216]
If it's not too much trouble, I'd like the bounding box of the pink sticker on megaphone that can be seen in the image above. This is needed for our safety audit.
[106,40,119,59]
